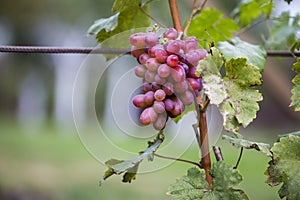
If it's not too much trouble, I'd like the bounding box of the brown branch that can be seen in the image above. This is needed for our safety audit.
[198,107,213,186]
[168,0,183,32]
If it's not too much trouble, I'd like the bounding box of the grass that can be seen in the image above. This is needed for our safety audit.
[0,121,280,199]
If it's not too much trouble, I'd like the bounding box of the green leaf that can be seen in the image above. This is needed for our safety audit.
[87,12,120,35]
[168,163,248,200]
[218,37,267,72]
[290,58,300,111]
[266,12,300,50]
[112,0,141,13]
[290,39,300,55]
[278,130,300,138]
[222,135,272,156]
[99,132,164,186]
[265,135,300,199]
[210,161,248,200]
[188,8,239,48]
[233,0,273,27]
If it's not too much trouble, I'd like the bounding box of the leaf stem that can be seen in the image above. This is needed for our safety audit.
[139,5,167,28]
[154,153,201,168]
[168,0,183,32]
[183,0,208,36]
[234,147,244,169]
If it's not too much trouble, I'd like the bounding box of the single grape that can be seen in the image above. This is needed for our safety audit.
[144,70,156,83]
[153,101,165,113]
[174,80,188,94]
[138,53,149,64]
[131,46,145,58]
[153,113,167,131]
[132,94,147,108]
[129,32,146,47]
[187,66,200,79]
[187,78,201,91]
[169,96,184,117]
[155,48,168,63]
[154,74,166,85]
[164,98,175,112]
[184,36,198,52]
[196,49,208,60]
[181,63,189,74]
[148,44,164,57]
[180,90,194,105]
[171,65,186,82]
[140,107,158,125]
[144,91,155,106]
[166,54,179,67]
[154,89,166,101]
[162,82,174,96]
[142,82,152,93]
[163,28,178,40]
[145,32,159,47]
[165,40,181,55]
[145,58,159,72]
[134,64,147,78]
[157,64,171,78]
[151,82,162,91]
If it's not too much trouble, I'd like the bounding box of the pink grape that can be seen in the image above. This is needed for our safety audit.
[138,53,149,64]
[163,28,178,40]
[142,82,152,93]
[187,66,200,79]
[157,64,171,78]
[153,101,165,113]
[184,36,198,52]
[165,40,181,54]
[129,32,146,47]
[154,89,166,101]
[169,96,184,117]
[153,113,167,131]
[164,98,175,112]
[148,44,164,57]
[166,54,179,67]
[140,107,157,125]
[187,78,201,91]
[144,91,155,106]
[155,48,168,63]
[174,80,188,94]
[154,74,166,85]
[196,49,208,60]
[151,82,162,91]
[145,32,159,47]
[146,58,159,71]
[144,70,156,83]
[171,65,186,82]
[131,46,145,58]
[133,94,147,108]
[162,82,174,96]
[180,90,194,105]
[134,64,147,78]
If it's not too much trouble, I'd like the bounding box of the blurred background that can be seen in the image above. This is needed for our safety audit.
[0,0,299,199]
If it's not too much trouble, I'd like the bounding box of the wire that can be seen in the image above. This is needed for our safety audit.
[0,45,299,57]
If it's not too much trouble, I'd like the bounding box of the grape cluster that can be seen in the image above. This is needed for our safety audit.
[130,28,207,131]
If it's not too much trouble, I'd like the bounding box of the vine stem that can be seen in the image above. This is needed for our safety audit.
[199,106,213,186]
[154,153,201,168]
[168,0,183,32]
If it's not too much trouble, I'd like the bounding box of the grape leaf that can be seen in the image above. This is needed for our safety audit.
[112,0,141,13]
[222,135,272,156]
[99,132,164,186]
[188,8,239,49]
[232,0,273,27]
[278,130,300,138]
[290,58,300,111]
[168,162,248,199]
[87,12,120,35]
[265,135,300,199]
[218,37,267,72]
[266,12,300,50]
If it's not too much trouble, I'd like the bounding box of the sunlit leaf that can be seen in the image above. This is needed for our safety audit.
[290,58,300,111]
[265,135,300,199]
[188,8,239,49]
[112,0,141,13]
[232,0,273,27]
[223,135,272,156]
[99,132,164,186]
[87,13,120,35]
[218,37,266,72]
